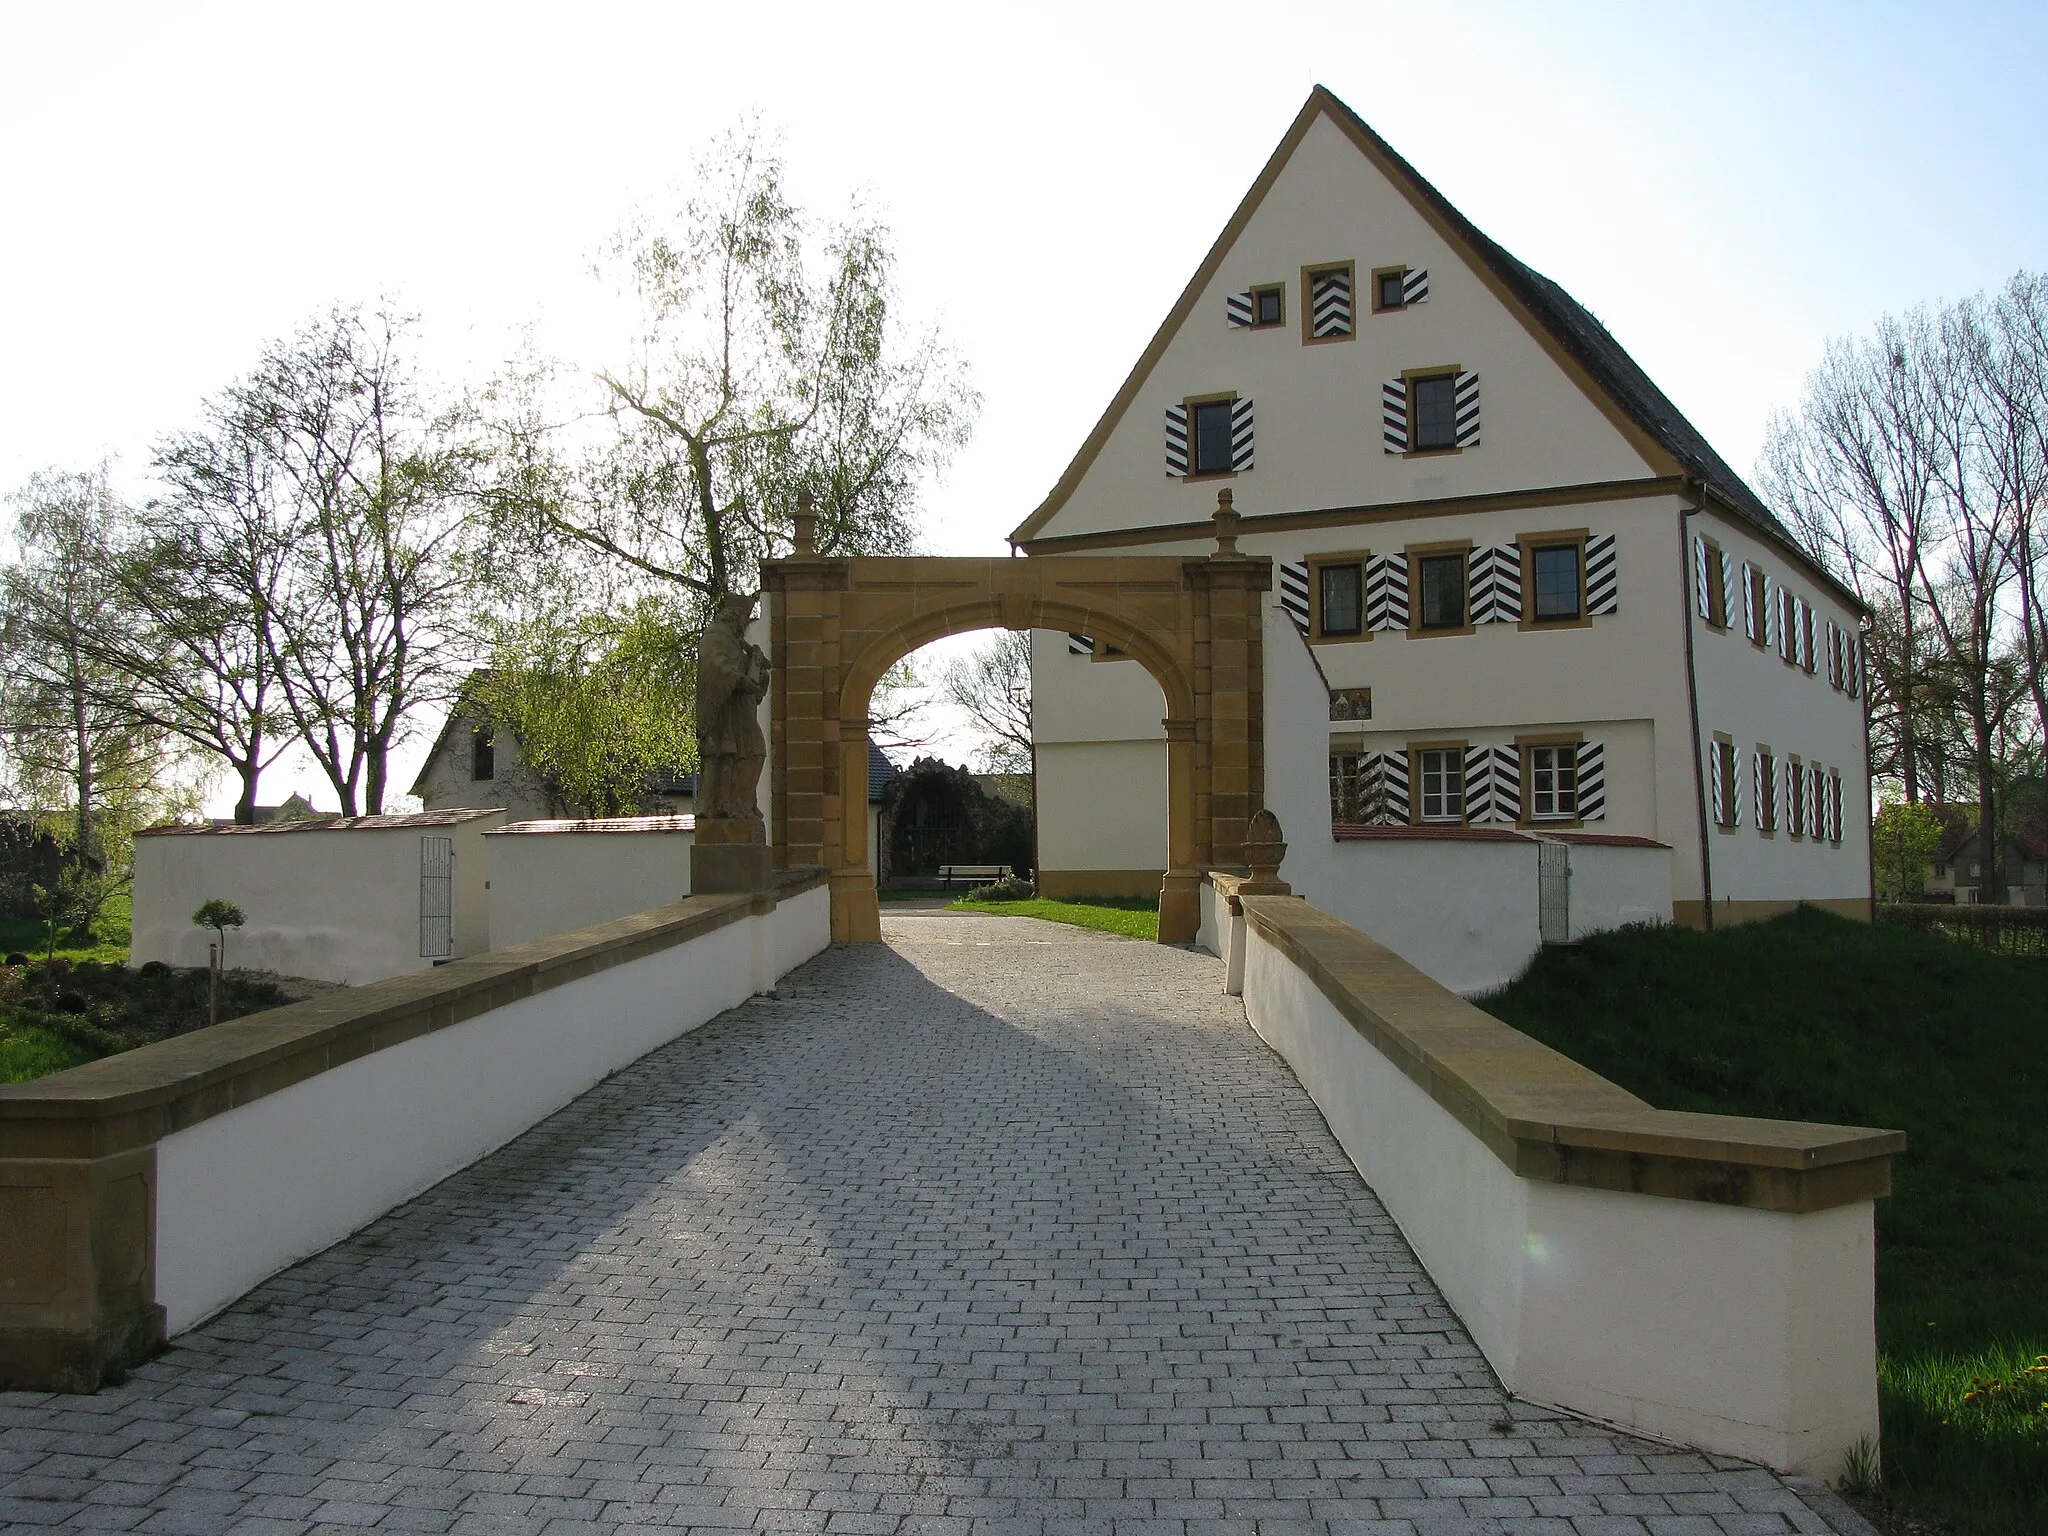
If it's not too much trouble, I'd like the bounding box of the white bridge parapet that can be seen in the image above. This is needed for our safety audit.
[1202,875,1899,1479]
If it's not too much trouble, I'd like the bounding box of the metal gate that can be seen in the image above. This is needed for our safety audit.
[419,836,454,958]
[1537,840,1571,946]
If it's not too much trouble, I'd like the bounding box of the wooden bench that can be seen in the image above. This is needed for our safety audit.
[936,864,1012,889]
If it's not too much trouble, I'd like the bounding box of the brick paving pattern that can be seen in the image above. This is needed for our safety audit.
[1,911,1857,1534]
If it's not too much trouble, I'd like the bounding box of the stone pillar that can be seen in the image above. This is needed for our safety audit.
[764,558,847,874]
[1184,553,1271,876]
[0,1142,163,1392]
[832,733,882,943]
[1160,718,1201,943]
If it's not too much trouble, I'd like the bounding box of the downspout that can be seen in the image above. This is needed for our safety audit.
[1861,620,1878,915]
[1679,482,1715,931]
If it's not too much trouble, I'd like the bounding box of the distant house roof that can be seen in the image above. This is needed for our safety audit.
[868,744,899,804]
[138,808,504,837]
[1930,805,2048,864]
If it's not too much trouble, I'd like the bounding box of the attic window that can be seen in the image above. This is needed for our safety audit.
[471,726,496,782]
[1411,373,1459,451]
[1376,268,1406,311]
[1253,285,1284,327]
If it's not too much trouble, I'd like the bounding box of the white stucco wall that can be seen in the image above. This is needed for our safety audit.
[154,882,831,1335]
[130,811,504,984]
[1253,598,1670,992]
[485,819,696,950]
[1687,509,1872,909]
[1235,916,1879,1477]
[1030,108,1654,544]
[1031,628,1170,878]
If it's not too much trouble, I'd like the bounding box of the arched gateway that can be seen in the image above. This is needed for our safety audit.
[764,516,1270,944]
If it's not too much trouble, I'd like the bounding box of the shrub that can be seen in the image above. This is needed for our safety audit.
[969,876,1036,902]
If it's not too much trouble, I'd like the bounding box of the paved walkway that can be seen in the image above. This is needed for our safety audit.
[2,913,1857,1535]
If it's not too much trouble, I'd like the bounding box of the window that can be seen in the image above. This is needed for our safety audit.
[1417,748,1465,823]
[1191,399,1234,475]
[1747,565,1769,646]
[1318,562,1363,636]
[1417,552,1466,629]
[1714,739,1739,828]
[1253,285,1284,327]
[1788,759,1805,838]
[1412,373,1458,450]
[471,726,495,782]
[1933,861,1947,878]
[1530,543,1582,621]
[1757,750,1777,831]
[1528,744,1578,821]
[1304,263,1354,340]
[1375,267,1406,311]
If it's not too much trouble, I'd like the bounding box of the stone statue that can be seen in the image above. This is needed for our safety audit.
[695,594,770,825]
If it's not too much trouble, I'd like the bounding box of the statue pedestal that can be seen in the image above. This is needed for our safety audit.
[691,816,773,894]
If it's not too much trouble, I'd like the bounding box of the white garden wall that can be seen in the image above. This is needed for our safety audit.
[154,881,831,1335]
[131,810,503,984]
[485,816,696,950]
[1227,897,1886,1478]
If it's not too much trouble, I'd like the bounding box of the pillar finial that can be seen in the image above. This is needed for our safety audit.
[1210,487,1241,558]
[1240,807,1291,895]
[794,490,817,557]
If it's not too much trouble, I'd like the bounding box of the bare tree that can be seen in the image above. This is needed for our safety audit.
[1761,312,1945,800]
[938,630,1033,774]
[489,121,976,609]
[1764,276,2048,899]
[216,306,480,814]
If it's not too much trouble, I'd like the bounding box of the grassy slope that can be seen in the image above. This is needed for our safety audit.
[2,892,132,1081]
[945,895,1159,941]
[1478,907,2045,1534]
[0,888,131,966]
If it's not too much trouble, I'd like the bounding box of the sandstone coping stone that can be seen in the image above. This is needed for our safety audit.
[1218,880,1901,1214]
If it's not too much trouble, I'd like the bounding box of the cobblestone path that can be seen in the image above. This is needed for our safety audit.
[2,912,1861,1535]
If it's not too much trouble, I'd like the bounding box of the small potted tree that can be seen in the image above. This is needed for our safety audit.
[192,899,247,1027]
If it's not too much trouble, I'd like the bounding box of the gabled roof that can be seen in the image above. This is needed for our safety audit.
[1009,86,1852,608]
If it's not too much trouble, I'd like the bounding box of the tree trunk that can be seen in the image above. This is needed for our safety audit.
[1976,733,2001,904]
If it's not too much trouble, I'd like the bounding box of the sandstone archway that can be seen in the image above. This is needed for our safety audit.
[764,535,1269,944]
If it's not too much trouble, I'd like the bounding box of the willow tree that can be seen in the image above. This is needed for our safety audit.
[496,122,977,611]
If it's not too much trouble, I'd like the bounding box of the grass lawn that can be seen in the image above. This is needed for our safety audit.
[945,894,1159,941]
[0,888,132,967]
[1477,906,2046,1535]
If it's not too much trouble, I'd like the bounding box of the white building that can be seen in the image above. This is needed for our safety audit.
[1022,87,1869,962]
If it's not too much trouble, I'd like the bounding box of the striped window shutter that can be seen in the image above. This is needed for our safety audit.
[1230,397,1255,471]
[1731,744,1744,827]
[1778,591,1795,661]
[1576,741,1607,820]
[1718,550,1736,629]
[1742,563,1758,641]
[1807,763,1821,834]
[1585,533,1618,615]
[1759,572,1774,647]
[1225,290,1253,328]
[1784,759,1799,835]
[1277,561,1310,636]
[1310,268,1353,337]
[1402,268,1429,304]
[1381,378,1408,453]
[1693,536,1711,619]
[1751,751,1765,831]
[1491,745,1523,822]
[1800,602,1816,672]
[1365,553,1409,630]
[1464,746,1494,822]
[1468,545,1522,624]
[1376,749,1411,823]
[1453,372,1481,447]
[1848,634,1862,699]
[1709,743,1725,826]
[1066,633,1095,656]
[1830,770,1843,843]
[1165,404,1189,477]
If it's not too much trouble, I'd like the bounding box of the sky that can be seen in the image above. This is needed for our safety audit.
[3,0,2044,812]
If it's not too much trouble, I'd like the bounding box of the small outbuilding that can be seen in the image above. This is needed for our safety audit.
[130,809,504,984]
